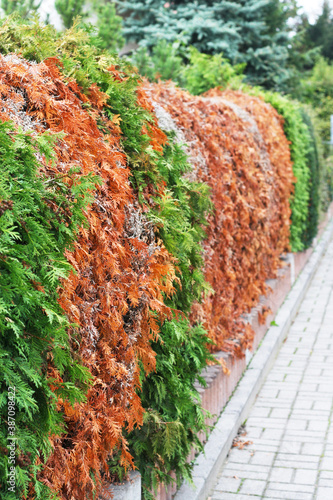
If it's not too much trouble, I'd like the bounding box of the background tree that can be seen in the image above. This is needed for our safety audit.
[305,0,333,62]
[1,0,40,18]
[119,0,298,91]
[93,0,124,51]
[55,0,86,28]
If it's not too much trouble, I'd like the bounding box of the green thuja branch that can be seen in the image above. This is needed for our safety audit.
[0,123,98,499]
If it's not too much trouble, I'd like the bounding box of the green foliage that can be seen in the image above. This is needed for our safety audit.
[0,17,212,494]
[0,122,96,499]
[129,319,211,499]
[131,41,244,95]
[182,47,244,95]
[0,0,40,18]
[301,57,333,145]
[131,41,185,84]
[298,57,333,210]
[299,108,320,247]
[119,0,296,91]
[288,1,333,94]
[255,90,312,251]
[92,0,124,51]
[55,0,86,28]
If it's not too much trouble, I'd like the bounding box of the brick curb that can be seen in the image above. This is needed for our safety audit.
[174,219,333,500]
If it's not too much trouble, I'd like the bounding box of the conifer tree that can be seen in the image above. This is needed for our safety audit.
[55,0,86,28]
[119,0,297,90]
[305,1,333,61]
[0,0,40,18]
[93,0,124,51]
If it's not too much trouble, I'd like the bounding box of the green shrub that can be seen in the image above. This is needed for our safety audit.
[55,0,86,29]
[0,0,40,19]
[299,108,320,246]
[92,0,124,51]
[182,47,244,95]
[252,90,312,251]
[131,41,185,84]
[131,41,244,95]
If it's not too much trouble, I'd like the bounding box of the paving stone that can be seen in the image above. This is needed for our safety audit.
[268,482,314,493]
[319,471,333,480]
[260,428,285,441]
[270,408,290,419]
[212,494,260,500]
[285,419,307,430]
[315,486,333,499]
[274,460,317,471]
[246,417,285,429]
[215,476,241,493]
[248,440,279,452]
[249,451,275,467]
[293,468,318,485]
[307,420,327,431]
[276,453,320,464]
[225,449,253,464]
[319,457,333,470]
[293,399,313,410]
[248,407,271,418]
[318,478,333,487]
[244,427,263,439]
[239,479,266,496]
[279,441,302,454]
[302,443,324,456]
[264,489,313,500]
[269,468,294,483]
[284,430,326,442]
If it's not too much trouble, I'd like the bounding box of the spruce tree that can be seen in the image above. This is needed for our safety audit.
[119,0,296,90]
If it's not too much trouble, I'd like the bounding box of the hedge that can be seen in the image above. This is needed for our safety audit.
[149,83,294,353]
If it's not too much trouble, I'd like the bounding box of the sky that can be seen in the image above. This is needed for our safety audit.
[298,0,333,22]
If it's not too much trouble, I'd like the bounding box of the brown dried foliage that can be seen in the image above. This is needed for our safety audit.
[0,54,178,499]
[149,83,294,355]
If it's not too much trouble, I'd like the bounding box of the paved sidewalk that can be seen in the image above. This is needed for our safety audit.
[208,239,333,500]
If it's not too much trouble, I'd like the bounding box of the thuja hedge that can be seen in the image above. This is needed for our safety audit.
[218,87,317,252]
[150,83,294,353]
[0,123,96,499]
